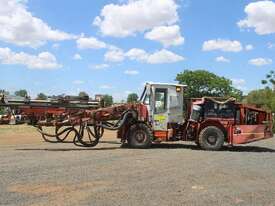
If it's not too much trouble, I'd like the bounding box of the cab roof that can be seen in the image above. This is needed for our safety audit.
[145,82,187,87]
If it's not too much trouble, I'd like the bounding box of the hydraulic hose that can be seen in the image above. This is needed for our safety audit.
[97,110,136,130]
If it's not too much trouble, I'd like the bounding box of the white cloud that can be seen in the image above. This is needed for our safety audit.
[245,44,254,51]
[202,39,243,52]
[144,25,184,47]
[125,48,148,61]
[100,85,112,89]
[73,53,82,60]
[104,47,184,64]
[72,80,84,84]
[0,0,75,47]
[146,49,185,64]
[93,0,179,37]
[125,48,184,64]
[104,48,125,62]
[215,56,230,63]
[16,0,28,3]
[77,36,107,49]
[0,47,62,69]
[238,1,275,35]
[92,64,110,70]
[124,70,139,75]
[249,58,272,66]
[231,78,246,90]
[267,42,275,49]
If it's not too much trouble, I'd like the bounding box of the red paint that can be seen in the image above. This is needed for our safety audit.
[188,97,273,145]
[232,125,273,144]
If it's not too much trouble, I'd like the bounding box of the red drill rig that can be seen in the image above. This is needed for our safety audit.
[0,83,273,150]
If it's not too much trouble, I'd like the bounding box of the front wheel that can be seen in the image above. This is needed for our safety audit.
[127,123,153,149]
[199,126,224,151]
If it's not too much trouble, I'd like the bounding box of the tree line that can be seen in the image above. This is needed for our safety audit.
[1,69,274,114]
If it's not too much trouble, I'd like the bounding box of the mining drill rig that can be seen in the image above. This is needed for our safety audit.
[0,83,273,150]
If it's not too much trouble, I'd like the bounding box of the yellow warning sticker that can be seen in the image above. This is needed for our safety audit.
[154,115,166,122]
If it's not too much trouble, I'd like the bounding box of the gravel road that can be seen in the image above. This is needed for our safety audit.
[0,127,275,206]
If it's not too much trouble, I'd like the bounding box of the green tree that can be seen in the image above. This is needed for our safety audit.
[261,70,275,91]
[245,88,275,112]
[36,93,47,100]
[78,91,89,98]
[249,70,275,112]
[101,95,113,107]
[0,90,9,114]
[0,90,9,95]
[14,89,28,97]
[245,89,275,132]
[127,93,139,103]
[0,107,4,115]
[176,70,243,100]
[78,91,89,102]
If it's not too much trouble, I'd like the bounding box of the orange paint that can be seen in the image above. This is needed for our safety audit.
[154,131,167,141]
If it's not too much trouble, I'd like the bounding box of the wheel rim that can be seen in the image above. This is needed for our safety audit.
[206,133,218,145]
[134,130,147,143]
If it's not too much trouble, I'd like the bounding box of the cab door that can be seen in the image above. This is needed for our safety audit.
[152,87,168,131]
[167,86,184,123]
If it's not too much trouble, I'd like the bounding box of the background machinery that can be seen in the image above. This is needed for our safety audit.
[0,83,273,150]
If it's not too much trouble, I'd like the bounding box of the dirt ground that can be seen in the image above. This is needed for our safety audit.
[0,125,115,147]
[0,125,275,206]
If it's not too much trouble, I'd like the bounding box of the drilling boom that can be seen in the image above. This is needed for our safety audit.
[0,94,148,147]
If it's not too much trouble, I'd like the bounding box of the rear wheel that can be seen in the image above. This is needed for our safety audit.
[128,123,153,149]
[199,126,224,151]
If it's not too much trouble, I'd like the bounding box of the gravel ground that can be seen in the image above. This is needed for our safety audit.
[0,126,275,206]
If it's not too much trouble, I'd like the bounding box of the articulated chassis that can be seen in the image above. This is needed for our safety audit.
[0,94,273,150]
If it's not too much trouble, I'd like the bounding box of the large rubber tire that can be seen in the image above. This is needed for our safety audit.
[199,126,224,151]
[128,123,153,149]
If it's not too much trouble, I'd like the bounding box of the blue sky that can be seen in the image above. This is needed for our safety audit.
[0,0,275,101]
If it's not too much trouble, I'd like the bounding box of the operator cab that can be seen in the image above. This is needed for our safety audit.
[140,83,187,132]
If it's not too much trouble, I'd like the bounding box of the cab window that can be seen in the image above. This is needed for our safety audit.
[155,88,167,113]
[245,109,260,125]
[144,94,150,105]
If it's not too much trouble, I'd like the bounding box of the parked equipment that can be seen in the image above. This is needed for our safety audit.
[0,83,273,150]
